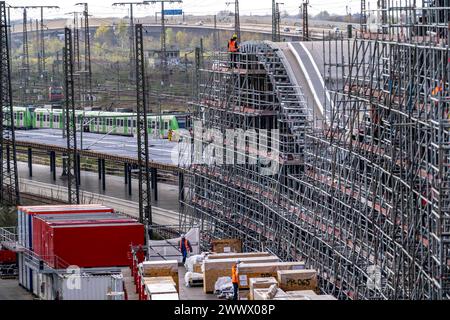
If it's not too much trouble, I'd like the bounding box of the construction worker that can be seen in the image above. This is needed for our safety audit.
[228,34,240,68]
[432,80,443,96]
[179,234,193,264]
[231,259,241,300]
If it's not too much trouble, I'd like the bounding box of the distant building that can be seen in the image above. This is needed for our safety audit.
[147,49,181,67]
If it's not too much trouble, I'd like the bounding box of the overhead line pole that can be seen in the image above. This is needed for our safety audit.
[63,27,80,205]
[0,0,20,206]
[272,0,276,41]
[302,0,309,41]
[135,23,152,242]
[144,1,182,97]
[226,0,240,42]
[75,3,93,108]
[11,6,59,82]
[112,2,149,82]
[65,11,82,71]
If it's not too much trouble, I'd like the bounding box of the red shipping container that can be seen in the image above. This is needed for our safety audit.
[22,205,114,253]
[35,216,144,269]
[0,249,16,264]
[31,211,115,258]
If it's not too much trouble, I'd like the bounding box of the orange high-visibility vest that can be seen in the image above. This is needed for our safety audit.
[231,264,239,284]
[180,238,190,252]
[228,40,238,52]
[432,85,443,96]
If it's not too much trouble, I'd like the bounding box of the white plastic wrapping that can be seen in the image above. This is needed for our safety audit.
[184,272,203,287]
[184,254,205,272]
[214,276,233,294]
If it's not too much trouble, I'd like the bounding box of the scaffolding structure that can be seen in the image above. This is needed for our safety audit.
[181,1,450,300]
[179,42,309,259]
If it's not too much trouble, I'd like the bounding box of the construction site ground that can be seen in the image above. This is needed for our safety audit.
[0,278,33,300]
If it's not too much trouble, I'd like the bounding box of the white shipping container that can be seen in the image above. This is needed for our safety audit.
[18,253,24,287]
[24,266,30,291]
[18,209,22,246]
[38,273,55,300]
[110,274,124,293]
[55,273,124,300]
[32,269,38,296]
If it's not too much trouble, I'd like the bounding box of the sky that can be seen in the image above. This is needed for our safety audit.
[7,0,368,21]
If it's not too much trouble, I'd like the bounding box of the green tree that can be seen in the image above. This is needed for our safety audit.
[116,20,128,49]
[95,24,110,43]
[175,31,188,48]
[166,28,174,47]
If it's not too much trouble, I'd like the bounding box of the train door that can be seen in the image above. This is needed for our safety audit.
[106,117,113,133]
[43,113,50,128]
[18,112,25,128]
[53,114,59,130]
[132,119,137,136]
[119,118,125,135]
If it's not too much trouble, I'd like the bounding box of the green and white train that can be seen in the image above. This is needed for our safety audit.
[7,106,181,138]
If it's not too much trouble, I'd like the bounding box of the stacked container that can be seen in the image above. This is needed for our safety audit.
[17,205,115,292]
[17,205,143,297]
[32,213,144,268]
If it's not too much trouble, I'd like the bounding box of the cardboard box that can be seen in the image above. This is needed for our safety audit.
[237,261,305,289]
[143,276,176,287]
[211,239,242,253]
[248,277,278,300]
[145,283,178,300]
[253,288,288,301]
[277,269,318,291]
[203,256,280,293]
[140,261,179,291]
[207,252,271,260]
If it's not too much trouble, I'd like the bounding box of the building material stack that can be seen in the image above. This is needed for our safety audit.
[136,260,179,300]
[211,239,242,253]
[203,255,280,293]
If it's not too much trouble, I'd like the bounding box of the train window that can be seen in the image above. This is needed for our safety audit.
[19,113,23,120]
[36,114,40,121]
[133,120,137,128]
[128,120,132,128]
[13,113,16,119]
[164,122,168,130]
[151,121,156,129]
[53,115,58,122]
[120,119,124,127]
